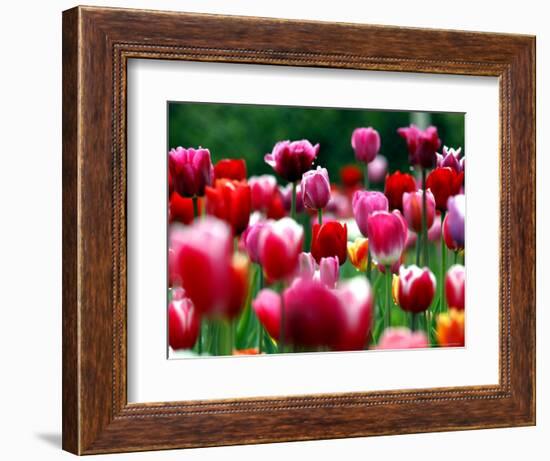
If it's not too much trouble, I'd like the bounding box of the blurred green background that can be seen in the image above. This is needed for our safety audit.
[168,102,464,183]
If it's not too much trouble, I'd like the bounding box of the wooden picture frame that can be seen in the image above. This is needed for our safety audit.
[62,5,536,455]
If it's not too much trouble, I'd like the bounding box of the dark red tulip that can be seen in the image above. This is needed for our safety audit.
[384,171,417,211]
[398,124,441,168]
[397,265,436,313]
[214,158,247,181]
[264,140,319,182]
[311,221,347,265]
[169,192,201,224]
[206,179,252,235]
[168,147,214,197]
[168,295,200,350]
[426,167,464,211]
[266,190,287,220]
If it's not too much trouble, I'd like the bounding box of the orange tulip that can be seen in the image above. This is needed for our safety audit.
[436,309,465,347]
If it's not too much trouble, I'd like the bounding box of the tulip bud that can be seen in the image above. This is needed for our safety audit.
[318,256,340,288]
[264,140,319,182]
[446,194,465,248]
[347,237,369,272]
[384,171,417,211]
[445,264,465,310]
[397,124,441,168]
[311,221,347,265]
[436,146,463,172]
[351,127,381,164]
[366,211,406,266]
[436,309,465,347]
[252,289,282,341]
[302,166,331,210]
[297,252,316,280]
[168,296,200,350]
[205,179,252,236]
[377,327,429,350]
[352,190,389,237]
[402,189,436,233]
[168,147,214,197]
[214,158,247,181]
[397,265,436,313]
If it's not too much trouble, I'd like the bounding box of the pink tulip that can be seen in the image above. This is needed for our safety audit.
[242,221,266,264]
[326,189,352,218]
[397,265,436,313]
[436,146,463,172]
[428,213,442,242]
[377,328,429,350]
[258,218,304,281]
[280,182,304,213]
[446,194,465,248]
[368,154,388,183]
[296,252,316,280]
[168,295,200,350]
[445,264,465,310]
[352,190,389,237]
[302,166,331,210]
[252,289,282,340]
[283,278,345,348]
[402,189,436,233]
[265,140,319,182]
[398,124,441,168]
[366,211,406,266]
[249,175,278,211]
[333,277,373,351]
[168,147,214,197]
[319,256,340,288]
[351,127,381,164]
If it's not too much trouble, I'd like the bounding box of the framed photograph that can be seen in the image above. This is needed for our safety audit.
[62,6,536,455]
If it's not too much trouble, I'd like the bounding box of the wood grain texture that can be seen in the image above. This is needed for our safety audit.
[62,5,536,455]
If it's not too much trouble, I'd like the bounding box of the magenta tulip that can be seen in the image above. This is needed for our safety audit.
[264,140,319,182]
[302,166,331,210]
[352,190,389,237]
[436,146,463,172]
[446,194,465,248]
[445,264,465,310]
[242,221,266,264]
[319,256,340,288]
[351,127,381,164]
[427,212,442,242]
[252,289,282,340]
[377,328,429,350]
[168,295,200,350]
[366,211,407,266]
[402,189,436,233]
[397,265,436,313]
[398,124,441,168]
[258,217,304,281]
[168,147,214,197]
[249,175,278,211]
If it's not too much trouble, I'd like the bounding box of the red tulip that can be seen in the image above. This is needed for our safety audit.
[168,295,200,350]
[398,124,441,168]
[384,171,417,211]
[264,139,319,182]
[351,127,381,164]
[425,167,464,212]
[283,278,345,348]
[333,276,373,351]
[214,158,247,181]
[168,147,214,197]
[258,218,304,281]
[169,192,201,224]
[378,328,428,349]
[311,221,347,265]
[397,265,436,313]
[340,165,363,188]
[366,211,406,266]
[175,217,246,318]
[402,189,436,233]
[206,179,252,235]
[445,264,465,310]
[249,175,278,211]
[266,190,287,220]
[252,289,282,340]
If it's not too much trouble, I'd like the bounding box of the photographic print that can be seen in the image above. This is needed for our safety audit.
[167,102,465,358]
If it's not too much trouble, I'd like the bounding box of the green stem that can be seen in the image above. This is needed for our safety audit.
[366,249,372,281]
[257,265,264,352]
[385,266,391,330]
[364,163,370,190]
[291,182,297,221]
[421,168,429,267]
[411,313,418,331]
[440,211,447,314]
[415,233,421,266]
[279,296,286,354]
[192,196,199,219]
[317,208,323,226]
[197,322,202,355]
[454,250,459,264]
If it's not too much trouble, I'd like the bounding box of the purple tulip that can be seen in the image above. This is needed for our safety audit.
[446,194,465,247]
[302,166,331,210]
[168,147,214,197]
[264,140,319,182]
[319,256,340,288]
[351,127,381,164]
[352,190,389,237]
[436,146,463,172]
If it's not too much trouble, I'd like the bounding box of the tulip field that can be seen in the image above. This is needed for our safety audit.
[168,103,465,357]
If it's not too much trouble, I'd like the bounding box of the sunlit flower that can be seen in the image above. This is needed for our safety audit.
[436,309,465,347]
[265,140,319,182]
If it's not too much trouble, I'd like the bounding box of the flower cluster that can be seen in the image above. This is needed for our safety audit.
[168,123,465,356]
